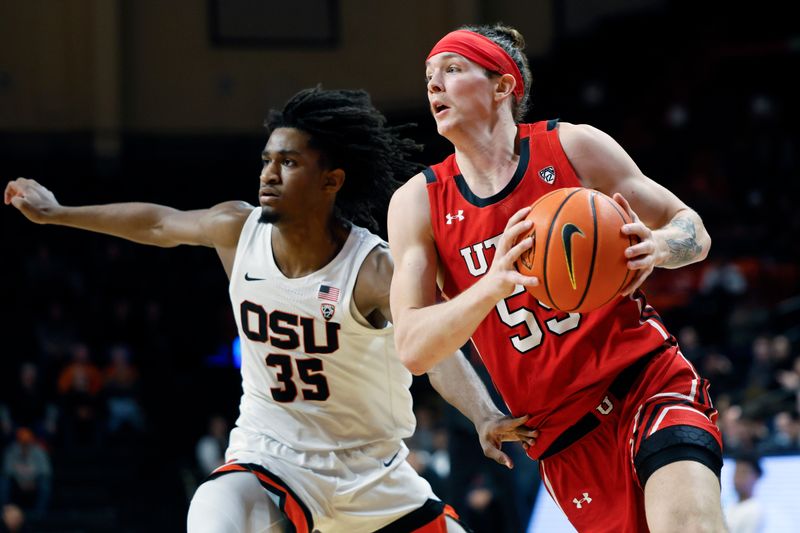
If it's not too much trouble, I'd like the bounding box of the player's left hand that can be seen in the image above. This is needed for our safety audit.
[614,193,659,297]
[476,414,537,469]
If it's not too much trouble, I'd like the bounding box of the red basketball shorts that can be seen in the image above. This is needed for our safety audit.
[537,343,722,532]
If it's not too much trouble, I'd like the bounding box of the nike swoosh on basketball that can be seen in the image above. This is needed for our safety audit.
[383,450,400,467]
[244,273,266,281]
[561,223,585,289]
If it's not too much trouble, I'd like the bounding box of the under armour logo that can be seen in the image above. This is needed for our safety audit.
[596,395,614,415]
[446,210,464,224]
[573,493,592,509]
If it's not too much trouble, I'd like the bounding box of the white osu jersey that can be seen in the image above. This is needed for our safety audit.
[229,208,416,451]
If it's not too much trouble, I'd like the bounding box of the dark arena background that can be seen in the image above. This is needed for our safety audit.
[1,1,798,531]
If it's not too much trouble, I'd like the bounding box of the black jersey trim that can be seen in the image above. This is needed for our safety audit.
[547,118,560,131]
[375,499,449,532]
[539,344,665,460]
[422,167,437,184]
[453,137,530,207]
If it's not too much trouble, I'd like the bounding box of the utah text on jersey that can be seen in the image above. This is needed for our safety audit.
[459,234,502,276]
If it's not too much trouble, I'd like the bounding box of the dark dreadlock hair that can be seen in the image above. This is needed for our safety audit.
[264,87,423,232]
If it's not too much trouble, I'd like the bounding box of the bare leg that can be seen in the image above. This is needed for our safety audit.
[188,471,289,533]
[644,461,727,533]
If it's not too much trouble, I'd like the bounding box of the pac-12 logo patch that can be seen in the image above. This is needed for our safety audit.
[321,303,336,321]
[538,166,556,184]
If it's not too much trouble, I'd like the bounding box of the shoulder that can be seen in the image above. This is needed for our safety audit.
[353,242,393,325]
[203,201,254,248]
[556,122,615,153]
[556,122,642,190]
[355,242,393,294]
[361,242,393,279]
[388,172,432,233]
[208,200,254,222]
[391,172,429,204]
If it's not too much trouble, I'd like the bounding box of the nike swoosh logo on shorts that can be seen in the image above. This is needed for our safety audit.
[244,273,265,281]
[383,450,400,467]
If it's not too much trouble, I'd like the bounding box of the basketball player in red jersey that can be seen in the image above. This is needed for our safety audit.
[388,24,726,532]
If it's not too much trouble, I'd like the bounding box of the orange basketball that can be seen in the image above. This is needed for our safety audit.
[515,187,634,313]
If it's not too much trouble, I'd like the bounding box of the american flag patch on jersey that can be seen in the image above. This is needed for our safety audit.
[318,284,340,302]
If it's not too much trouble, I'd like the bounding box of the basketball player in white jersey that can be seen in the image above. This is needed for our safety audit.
[5,88,537,532]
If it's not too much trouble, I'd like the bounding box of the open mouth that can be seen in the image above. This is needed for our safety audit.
[433,104,450,116]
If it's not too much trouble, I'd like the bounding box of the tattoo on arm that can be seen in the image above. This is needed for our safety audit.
[664,217,702,266]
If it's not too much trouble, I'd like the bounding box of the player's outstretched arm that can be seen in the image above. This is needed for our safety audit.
[559,123,711,295]
[4,177,252,251]
[387,174,538,375]
[426,352,537,468]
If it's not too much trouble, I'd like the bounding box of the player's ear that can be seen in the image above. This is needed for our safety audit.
[494,73,516,102]
[322,168,345,194]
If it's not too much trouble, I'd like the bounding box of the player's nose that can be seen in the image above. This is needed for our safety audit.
[427,72,443,94]
[259,163,281,184]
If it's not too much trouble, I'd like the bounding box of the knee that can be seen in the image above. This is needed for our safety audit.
[647,503,726,533]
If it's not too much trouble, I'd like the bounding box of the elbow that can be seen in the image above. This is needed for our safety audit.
[400,354,430,376]
[395,334,431,376]
[700,233,711,261]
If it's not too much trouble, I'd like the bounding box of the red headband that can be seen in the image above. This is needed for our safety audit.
[427,30,524,102]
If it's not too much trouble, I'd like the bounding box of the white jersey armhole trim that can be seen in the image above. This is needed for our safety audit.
[229,207,263,287]
[339,233,393,337]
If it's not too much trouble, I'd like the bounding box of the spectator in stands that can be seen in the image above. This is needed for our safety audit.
[677,325,705,364]
[0,429,51,519]
[724,453,765,533]
[718,403,767,455]
[775,355,800,398]
[57,343,104,447]
[103,344,145,437]
[744,335,776,399]
[407,447,447,504]
[0,503,28,533]
[195,415,228,476]
[770,335,794,373]
[759,410,800,453]
[34,300,77,372]
[700,348,736,398]
[0,363,57,445]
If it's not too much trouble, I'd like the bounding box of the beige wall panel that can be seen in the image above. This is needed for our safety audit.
[0,0,95,130]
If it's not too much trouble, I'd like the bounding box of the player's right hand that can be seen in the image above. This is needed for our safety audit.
[483,206,539,301]
[4,178,60,224]
[476,413,538,469]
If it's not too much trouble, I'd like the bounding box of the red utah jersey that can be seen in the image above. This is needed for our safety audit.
[424,120,672,458]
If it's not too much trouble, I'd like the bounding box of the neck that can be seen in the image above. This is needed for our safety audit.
[270,215,349,278]
[449,117,519,197]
